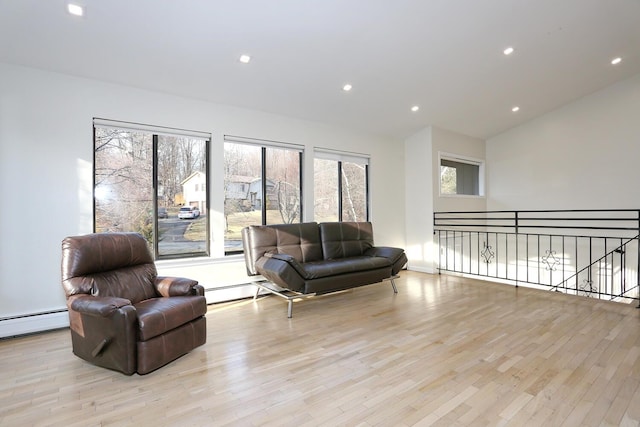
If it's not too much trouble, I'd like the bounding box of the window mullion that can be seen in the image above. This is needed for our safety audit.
[261,147,267,225]
[152,134,159,258]
[365,164,370,221]
[298,151,303,222]
[338,161,343,222]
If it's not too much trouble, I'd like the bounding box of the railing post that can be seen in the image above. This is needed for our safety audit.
[514,211,520,288]
[515,232,519,288]
[637,210,640,308]
[436,230,441,275]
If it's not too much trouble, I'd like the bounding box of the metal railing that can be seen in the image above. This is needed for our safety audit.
[434,209,640,304]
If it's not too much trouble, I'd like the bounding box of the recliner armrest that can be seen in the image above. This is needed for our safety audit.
[69,294,132,317]
[155,276,203,297]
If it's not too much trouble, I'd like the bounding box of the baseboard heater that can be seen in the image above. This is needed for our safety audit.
[0,285,260,339]
[0,309,69,339]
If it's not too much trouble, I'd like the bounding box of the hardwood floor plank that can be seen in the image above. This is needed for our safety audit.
[2,271,640,426]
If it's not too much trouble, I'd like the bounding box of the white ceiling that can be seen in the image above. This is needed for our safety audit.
[1,0,639,139]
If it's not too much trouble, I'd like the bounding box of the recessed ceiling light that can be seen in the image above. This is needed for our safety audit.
[503,47,515,55]
[239,54,251,64]
[342,84,353,92]
[512,106,520,112]
[611,57,622,65]
[411,105,420,112]
[67,3,84,17]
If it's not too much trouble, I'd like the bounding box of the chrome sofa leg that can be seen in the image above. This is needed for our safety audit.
[287,300,293,318]
[391,278,398,294]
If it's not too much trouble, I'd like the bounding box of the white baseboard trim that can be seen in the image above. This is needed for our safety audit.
[204,283,258,304]
[0,310,69,339]
[407,266,437,274]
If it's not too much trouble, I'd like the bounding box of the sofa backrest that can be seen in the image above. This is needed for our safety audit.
[319,222,374,260]
[242,222,324,275]
[61,232,159,304]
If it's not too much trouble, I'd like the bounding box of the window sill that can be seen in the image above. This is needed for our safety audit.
[439,194,486,199]
[156,254,245,269]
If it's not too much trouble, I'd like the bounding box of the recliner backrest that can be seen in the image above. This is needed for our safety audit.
[319,222,374,260]
[61,232,158,304]
[242,222,323,275]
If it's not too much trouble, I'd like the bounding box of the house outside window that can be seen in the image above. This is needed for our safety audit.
[223,136,303,254]
[182,171,206,212]
[314,149,369,222]
[93,119,210,259]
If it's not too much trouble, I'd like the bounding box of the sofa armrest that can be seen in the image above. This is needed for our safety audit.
[256,254,306,292]
[263,253,309,277]
[68,294,132,317]
[155,276,204,297]
[365,246,404,263]
[365,246,408,275]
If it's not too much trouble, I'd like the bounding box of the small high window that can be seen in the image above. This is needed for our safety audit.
[440,154,484,196]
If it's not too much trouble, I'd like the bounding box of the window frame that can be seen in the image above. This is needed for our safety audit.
[313,149,370,222]
[223,135,304,255]
[93,118,211,260]
[438,152,485,198]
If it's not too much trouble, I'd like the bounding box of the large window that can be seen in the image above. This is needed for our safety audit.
[94,119,210,259]
[224,136,303,254]
[439,154,484,196]
[314,150,369,222]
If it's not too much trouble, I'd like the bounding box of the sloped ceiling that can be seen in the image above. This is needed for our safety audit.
[1,0,639,139]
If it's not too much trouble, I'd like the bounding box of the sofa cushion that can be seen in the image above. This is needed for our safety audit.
[319,222,374,259]
[135,296,207,341]
[302,256,390,279]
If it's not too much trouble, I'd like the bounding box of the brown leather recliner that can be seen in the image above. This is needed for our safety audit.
[61,232,207,375]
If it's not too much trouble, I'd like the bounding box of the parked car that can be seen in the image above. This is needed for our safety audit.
[178,206,200,219]
[158,207,168,219]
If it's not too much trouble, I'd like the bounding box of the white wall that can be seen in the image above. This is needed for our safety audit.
[0,62,405,334]
[486,73,640,211]
[404,126,486,273]
[431,127,486,213]
[404,127,434,272]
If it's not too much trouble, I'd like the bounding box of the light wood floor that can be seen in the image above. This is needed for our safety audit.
[3,271,640,426]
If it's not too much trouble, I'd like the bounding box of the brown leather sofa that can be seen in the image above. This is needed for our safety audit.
[242,221,407,317]
[61,232,207,375]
